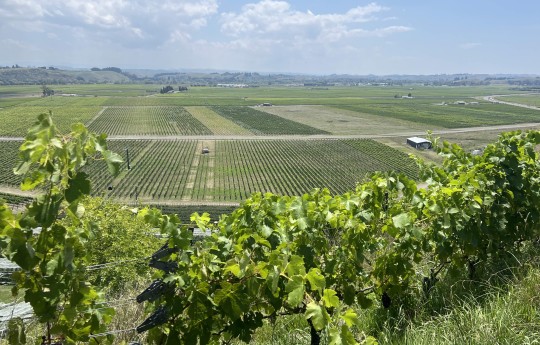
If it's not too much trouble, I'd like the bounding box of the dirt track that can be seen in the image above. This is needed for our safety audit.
[482,95,540,110]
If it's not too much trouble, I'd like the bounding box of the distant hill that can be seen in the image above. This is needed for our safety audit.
[0,68,131,85]
[1,66,539,87]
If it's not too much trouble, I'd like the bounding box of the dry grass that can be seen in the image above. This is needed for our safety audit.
[185,106,253,135]
[257,105,436,135]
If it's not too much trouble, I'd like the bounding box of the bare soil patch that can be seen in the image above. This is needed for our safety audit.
[257,105,435,135]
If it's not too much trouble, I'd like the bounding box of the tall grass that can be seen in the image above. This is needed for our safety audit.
[377,268,540,344]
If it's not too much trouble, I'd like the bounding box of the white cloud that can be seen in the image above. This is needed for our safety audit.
[221,1,385,34]
[162,0,218,17]
[131,27,144,39]
[0,0,49,18]
[220,1,409,45]
[0,0,413,74]
[0,0,218,38]
[62,0,129,29]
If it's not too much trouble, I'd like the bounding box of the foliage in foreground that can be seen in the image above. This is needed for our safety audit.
[0,112,122,343]
[137,129,540,344]
[59,196,161,293]
[225,254,540,345]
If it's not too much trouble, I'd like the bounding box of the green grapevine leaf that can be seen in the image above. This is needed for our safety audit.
[297,217,308,230]
[224,262,242,278]
[285,275,305,307]
[187,289,211,320]
[190,212,211,229]
[340,325,357,345]
[20,170,46,191]
[364,336,379,345]
[343,285,355,305]
[392,213,410,229]
[306,268,326,292]
[214,282,250,320]
[101,149,123,176]
[323,289,340,308]
[5,227,36,271]
[261,224,273,238]
[329,326,342,345]
[357,293,373,309]
[266,266,280,295]
[64,172,91,203]
[285,255,306,276]
[341,309,359,328]
[305,301,329,331]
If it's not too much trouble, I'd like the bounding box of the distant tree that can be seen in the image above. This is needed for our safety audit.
[408,93,412,97]
[179,86,188,92]
[160,85,174,94]
[41,85,54,97]
[102,67,122,73]
[91,67,101,71]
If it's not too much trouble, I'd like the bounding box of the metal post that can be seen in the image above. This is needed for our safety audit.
[126,148,131,170]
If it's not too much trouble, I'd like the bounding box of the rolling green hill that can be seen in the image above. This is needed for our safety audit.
[0,68,131,85]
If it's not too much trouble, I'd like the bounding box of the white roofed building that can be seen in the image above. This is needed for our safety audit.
[406,137,432,149]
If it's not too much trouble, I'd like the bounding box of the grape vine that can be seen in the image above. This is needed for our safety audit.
[0,112,122,343]
[138,130,540,345]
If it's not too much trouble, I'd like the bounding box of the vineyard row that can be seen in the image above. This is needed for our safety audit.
[0,139,418,203]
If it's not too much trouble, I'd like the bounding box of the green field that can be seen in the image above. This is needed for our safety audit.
[1,84,540,207]
[335,100,540,128]
[0,97,102,136]
[497,94,540,107]
[0,138,417,203]
[96,139,417,202]
[0,141,23,186]
[210,106,329,135]
[0,85,538,138]
[88,106,213,136]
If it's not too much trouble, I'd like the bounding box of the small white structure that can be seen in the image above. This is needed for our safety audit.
[406,137,432,149]
[202,147,210,154]
[472,149,483,156]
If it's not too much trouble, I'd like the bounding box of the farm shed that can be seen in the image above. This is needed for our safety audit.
[406,137,432,149]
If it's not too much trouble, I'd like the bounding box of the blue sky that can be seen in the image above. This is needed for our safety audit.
[1,0,538,75]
